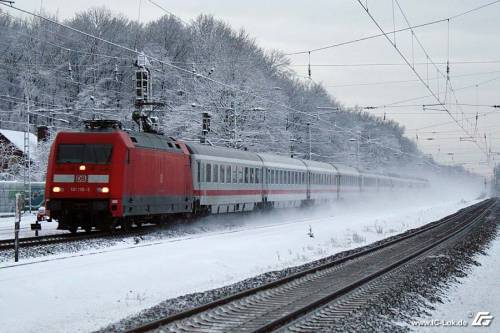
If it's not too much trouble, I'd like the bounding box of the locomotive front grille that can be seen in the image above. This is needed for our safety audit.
[47,199,108,212]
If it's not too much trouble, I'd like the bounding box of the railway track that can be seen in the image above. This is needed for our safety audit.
[125,198,496,333]
[0,227,156,251]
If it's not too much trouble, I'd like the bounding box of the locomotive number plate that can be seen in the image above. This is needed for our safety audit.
[75,175,88,183]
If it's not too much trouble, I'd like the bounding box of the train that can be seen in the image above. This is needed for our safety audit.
[44,120,428,233]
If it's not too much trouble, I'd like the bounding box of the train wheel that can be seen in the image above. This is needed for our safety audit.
[69,225,78,234]
[121,220,132,232]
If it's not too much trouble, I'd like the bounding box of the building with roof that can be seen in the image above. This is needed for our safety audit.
[0,129,37,176]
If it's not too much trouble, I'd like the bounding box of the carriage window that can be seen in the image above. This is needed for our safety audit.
[238,166,244,183]
[199,163,204,182]
[232,166,238,183]
[256,168,260,184]
[220,165,225,183]
[244,167,249,183]
[206,163,212,182]
[250,168,254,184]
[197,161,201,182]
[226,166,231,183]
[213,164,219,183]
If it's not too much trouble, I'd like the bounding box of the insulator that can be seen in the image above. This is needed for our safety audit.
[68,62,73,81]
[114,63,119,82]
[308,51,312,79]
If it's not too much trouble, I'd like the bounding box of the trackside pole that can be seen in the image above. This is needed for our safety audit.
[14,193,23,262]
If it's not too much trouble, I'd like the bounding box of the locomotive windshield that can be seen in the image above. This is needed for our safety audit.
[56,144,113,164]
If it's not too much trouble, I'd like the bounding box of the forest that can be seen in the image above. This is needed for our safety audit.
[0,7,444,180]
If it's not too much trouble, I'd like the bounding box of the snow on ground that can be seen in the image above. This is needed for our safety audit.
[410,230,500,333]
[0,213,64,240]
[0,190,482,333]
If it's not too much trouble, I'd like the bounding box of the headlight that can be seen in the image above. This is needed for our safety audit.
[97,187,109,193]
[79,165,86,171]
[52,186,62,193]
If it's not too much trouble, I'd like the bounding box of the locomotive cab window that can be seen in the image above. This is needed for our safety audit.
[56,144,113,164]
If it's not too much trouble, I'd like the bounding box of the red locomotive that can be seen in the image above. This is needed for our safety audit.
[45,120,193,233]
[45,120,428,233]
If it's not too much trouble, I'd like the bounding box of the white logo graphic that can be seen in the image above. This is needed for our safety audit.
[471,312,494,327]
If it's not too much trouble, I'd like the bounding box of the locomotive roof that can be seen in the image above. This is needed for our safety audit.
[186,142,261,162]
[125,131,183,152]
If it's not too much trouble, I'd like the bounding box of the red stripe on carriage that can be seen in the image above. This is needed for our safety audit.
[192,187,358,196]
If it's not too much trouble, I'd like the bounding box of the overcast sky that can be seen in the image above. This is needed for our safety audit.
[6,0,500,176]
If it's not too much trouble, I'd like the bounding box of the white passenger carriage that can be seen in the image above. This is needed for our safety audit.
[259,153,308,208]
[303,160,337,203]
[335,165,362,198]
[186,141,428,215]
[360,172,380,193]
[188,143,263,213]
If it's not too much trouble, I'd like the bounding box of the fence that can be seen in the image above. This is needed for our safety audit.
[0,181,45,213]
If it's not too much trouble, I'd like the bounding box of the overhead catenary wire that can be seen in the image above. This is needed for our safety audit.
[284,0,500,56]
[356,0,488,159]
[0,3,441,169]
[288,59,500,67]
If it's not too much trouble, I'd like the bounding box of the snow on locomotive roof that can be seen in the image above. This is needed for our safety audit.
[256,153,307,170]
[331,164,360,176]
[186,142,261,162]
[125,131,182,152]
[302,160,336,173]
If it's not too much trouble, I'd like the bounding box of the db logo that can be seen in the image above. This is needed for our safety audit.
[471,312,494,327]
[75,175,88,183]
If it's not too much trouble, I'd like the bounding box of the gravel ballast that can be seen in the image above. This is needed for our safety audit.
[95,204,498,333]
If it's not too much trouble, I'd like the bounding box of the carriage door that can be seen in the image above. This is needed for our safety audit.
[336,175,341,200]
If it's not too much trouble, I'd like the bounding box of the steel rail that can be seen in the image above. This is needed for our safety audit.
[0,226,158,251]
[125,198,494,333]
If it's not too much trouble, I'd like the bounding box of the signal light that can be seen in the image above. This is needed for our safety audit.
[79,165,86,171]
[52,186,62,193]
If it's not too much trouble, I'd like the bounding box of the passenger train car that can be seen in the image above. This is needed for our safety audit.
[45,121,428,233]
